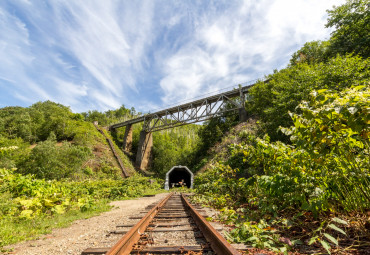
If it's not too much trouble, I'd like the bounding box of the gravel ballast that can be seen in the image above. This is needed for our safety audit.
[5,193,169,255]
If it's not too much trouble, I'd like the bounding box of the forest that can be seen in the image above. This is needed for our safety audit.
[0,0,369,253]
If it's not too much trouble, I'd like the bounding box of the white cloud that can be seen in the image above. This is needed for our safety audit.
[0,7,54,101]
[55,78,87,98]
[0,1,157,111]
[51,1,153,94]
[89,89,121,111]
[158,0,344,106]
[0,0,345,113]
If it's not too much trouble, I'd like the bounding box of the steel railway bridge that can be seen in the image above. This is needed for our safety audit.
[109,81,260,170]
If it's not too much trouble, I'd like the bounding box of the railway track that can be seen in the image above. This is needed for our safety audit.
[81,193,241,255]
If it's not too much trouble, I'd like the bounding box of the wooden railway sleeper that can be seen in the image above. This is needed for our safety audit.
[82,193,240,255]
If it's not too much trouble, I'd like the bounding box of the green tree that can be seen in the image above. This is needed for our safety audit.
[326,0,370,58]
[289,40,331,66]
[20,132,92,180]
[0,136,30,169]
[247,55,370,141]
[82,110,109,125]
[0,107,34,142]
[29,101,75,141]
[151,125,200,176]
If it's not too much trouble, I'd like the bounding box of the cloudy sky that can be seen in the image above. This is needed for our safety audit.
[0,0,344,113]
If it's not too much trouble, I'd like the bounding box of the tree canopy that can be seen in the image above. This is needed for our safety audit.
[326,0,370,58]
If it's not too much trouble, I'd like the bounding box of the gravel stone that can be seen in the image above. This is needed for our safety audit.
[4,193,169,255]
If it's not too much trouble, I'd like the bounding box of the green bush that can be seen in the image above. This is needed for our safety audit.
[0,169,162,219]
[18,133,92,180]
[197,86,369,214]
[247,55,370,141]
[0,167,163,246]
[194,86,369,252]
[0,137,30,169]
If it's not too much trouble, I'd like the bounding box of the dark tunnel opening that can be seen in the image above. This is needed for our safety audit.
[168,168,191,188]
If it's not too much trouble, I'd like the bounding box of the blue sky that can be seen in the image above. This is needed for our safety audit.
[0,0,344,113]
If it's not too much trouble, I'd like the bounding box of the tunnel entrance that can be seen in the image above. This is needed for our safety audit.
[165,166,193,190]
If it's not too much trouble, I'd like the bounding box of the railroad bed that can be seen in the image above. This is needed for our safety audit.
[81,193,241,255]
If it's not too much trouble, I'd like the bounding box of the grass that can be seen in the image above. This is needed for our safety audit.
[0,188,167,250]
[140,188,167,196]
[0,199,111,249]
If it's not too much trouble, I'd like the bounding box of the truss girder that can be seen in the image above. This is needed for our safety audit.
[109,83,257,131]
[142,93,243,132]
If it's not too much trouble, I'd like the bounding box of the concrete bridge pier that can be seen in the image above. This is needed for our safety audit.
[122,124,133,152]
[239,107,248,122]
[135,130,153,170]
[239,89,248,122]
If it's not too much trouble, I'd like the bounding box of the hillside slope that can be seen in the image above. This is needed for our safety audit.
[0,101,135,180]
[193,85,369,255]
[192,2,370,251]
[0,102,162,248]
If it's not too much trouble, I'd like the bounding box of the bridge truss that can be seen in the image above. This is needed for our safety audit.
[110,83,255,132]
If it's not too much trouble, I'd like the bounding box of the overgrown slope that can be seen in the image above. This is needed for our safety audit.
[0,101,135,180]
[194,86,369,254]
[0,102,162,248]
[192,1,370,253]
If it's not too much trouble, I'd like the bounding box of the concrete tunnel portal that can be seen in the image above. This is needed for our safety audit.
[165,166,193,190]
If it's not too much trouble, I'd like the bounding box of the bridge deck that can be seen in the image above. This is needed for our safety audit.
[110,83,254,130]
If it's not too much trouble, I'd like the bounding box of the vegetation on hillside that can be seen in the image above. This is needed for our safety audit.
[81,105,201,177]
[247,54,369,142]
[0,101,134,180]
[326,0,370,58]
[82,105,140,126]
[194,86,369,253]
[151,126,200,176]
[192,1,370,253]
[0,102,152,247]
[0,166,162,247]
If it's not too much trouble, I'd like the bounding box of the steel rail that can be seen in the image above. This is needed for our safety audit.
[105,193,174,255]
[181,194,241,255]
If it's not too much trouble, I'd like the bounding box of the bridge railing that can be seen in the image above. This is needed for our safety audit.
[110,79,264,131]
[142,79,259,115]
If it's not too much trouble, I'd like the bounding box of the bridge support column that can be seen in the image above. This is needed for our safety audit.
[135,130,153,170]
[122,124,133,152]
[239,107,248,122]
[239,88,248,122]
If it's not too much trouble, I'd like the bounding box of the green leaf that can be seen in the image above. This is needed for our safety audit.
[292,239,304,245]
[223,231,234,242]
[43,198,54,208]
[328,224,346,235]
[324,233,338,245]
[279,246,288,255]
[18,199,34,208]
[320,240,331,254]
[246,236,258,242]
[332,217,348,225]
[317,89,328,94]
[308,235,318,245]
[52,205,65,214]
[19,209,33,219]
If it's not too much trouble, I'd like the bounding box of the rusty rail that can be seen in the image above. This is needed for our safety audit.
[105,193,174,255]
[82,192,241,254]
[181,194,241,255]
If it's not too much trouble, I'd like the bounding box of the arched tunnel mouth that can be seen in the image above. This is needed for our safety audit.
[168,167,192,188]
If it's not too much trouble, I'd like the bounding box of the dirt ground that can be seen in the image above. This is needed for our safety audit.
[4,193,169,255]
